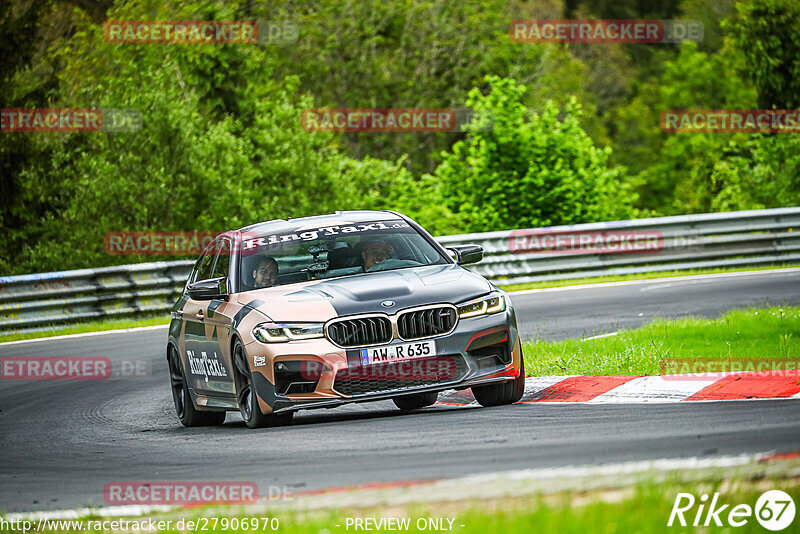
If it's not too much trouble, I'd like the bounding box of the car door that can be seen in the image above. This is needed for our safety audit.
[182,242,220,394]
[198,237,236,397]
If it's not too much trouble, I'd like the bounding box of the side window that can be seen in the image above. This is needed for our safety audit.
[195,246,217,282]
[186,259,201,291]
[211,239,230,281]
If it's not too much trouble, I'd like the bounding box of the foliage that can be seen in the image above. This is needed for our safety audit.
[433,76,638,232]
[3,0,800,275]
[725,0,800,109]
[626,34,799,215]
[266,0,552,175]
[3,0,450,272]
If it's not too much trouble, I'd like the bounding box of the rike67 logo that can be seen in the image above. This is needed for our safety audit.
[669,490,795,531]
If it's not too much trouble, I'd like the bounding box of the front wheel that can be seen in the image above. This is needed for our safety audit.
[393,391,439,411]
[232,340,293,429]
[168,345,226,427]
[472,356,526,407]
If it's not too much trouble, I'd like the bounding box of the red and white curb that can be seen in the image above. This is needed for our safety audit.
[437,370,800,406]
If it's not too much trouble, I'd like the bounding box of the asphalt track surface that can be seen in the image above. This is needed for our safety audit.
[1,270,799,513]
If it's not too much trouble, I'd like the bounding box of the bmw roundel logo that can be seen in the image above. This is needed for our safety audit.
[381,300,395,308]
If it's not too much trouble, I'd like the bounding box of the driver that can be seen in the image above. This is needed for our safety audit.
[361,241,393,271]
[253,256,278,288]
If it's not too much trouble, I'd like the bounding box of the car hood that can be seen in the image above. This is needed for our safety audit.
[236,264,493,322]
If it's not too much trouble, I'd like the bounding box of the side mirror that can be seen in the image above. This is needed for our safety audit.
[447,245,484,265]
[187,277,227,300]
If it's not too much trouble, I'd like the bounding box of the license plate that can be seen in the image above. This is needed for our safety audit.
[360,340,437,365]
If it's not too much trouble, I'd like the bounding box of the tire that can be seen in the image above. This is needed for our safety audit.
[168,345,226,427]
[393,391,439,411]
[472,355,526,407]
[232,340,294,429]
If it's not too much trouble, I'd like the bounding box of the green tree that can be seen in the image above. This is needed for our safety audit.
[433,76,638,233]
[268,0,585,175]
[725,0,800,109]
[621,41,757,214]
[4,0,455,273]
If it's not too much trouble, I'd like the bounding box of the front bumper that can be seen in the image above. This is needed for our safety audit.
[244,306,522,415]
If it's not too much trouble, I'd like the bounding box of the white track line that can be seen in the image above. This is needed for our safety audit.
[4,505,175,522]
[583,331,618,341]
[0,324,169,347]
[498,453,764,480]
[509,267,800,296]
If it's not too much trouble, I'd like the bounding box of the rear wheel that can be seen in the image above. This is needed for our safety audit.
[232,340,293,429]
[168,345,226,427]
[472,355,526,407]
[393,391,439,411]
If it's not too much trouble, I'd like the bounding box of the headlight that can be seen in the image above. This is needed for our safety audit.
[252,322,324,343]
[457,292,506,318]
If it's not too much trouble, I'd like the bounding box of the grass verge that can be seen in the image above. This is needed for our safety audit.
[521,306,800,376]
[9,459,800,533]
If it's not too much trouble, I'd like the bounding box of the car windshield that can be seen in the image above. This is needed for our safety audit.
[239,219,448,289]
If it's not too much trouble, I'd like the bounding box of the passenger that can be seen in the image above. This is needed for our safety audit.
[253,256,278,288]
[361,241,393,271]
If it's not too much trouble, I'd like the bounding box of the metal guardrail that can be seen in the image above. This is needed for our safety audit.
[439,207,800,285]
[0,262,194,334]
[1,207,799,334]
